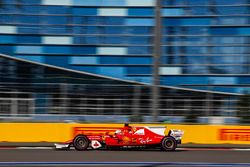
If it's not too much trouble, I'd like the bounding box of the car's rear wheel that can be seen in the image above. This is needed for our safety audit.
[73,135,89,151]
[161,136,177,151]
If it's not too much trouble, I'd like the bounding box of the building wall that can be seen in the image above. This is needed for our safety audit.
[0,0,249,94]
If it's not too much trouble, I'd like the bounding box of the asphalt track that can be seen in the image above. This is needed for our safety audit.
[0,149,249,166]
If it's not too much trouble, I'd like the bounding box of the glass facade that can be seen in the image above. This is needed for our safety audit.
[1,54,233,121]
[0,0,249,95]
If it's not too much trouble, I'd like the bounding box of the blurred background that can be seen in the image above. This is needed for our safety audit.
[0,0,249,124]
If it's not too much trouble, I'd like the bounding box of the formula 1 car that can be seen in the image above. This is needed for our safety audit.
[55,124,184,151]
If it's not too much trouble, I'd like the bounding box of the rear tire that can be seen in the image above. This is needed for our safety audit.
[73,135,89,151]
[161,136,177,151]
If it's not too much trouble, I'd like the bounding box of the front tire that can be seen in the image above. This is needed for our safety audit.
[161,136,177,151]
[73,135,89,151]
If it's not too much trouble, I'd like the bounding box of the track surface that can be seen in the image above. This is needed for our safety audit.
[0,149,249,163]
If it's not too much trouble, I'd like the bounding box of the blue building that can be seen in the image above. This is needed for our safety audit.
[0,0,249,122]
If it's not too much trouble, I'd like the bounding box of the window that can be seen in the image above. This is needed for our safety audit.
[21,5,42,14]
[103,26,124,34]
[72,46,96,54]
[0,35,15,43]
[126,0,154,6]
[73,17,85,24]
[162,8,183,16]
[74,36,100,44]
[43,26,68,34]
[211,27,250,35]
[186,56,208,65]
[126,27,153,34]
[86,17,101,24]
[73,8,97,16]
[102,17,125,25]
[42,36,72,45]
[0,26,17,34]
[97,47,127,55]
[16,55,44,63]
[191,7,210,15]
[102,36,125,44]
[237,27,250,35]
[126,18,154,26]
[17,36,41,44]
[17,26,41,34]
[212,37,247,44]
[216,7,249,15]
[100,57,124,64]
[209,66,243,74]
[72,66,97,73]
[125,57,152,64]
[212,47,247,54]
[238,77,250,84]
[21,0,41,4]
[186,46,208,54]
[216,17,248,25]
[128,46,152,54]
[70,56,98,65]
[128,8,154,16]
[17,15,40,24]
[187,0,209,5]
[45,6,70,14]
[208,77,236,85]
[103,0,125,6]
[160,67,182,75]
[98,8,127,16]
[74,26,99,34]
[73,0,125,6]
[186,27,207,35]
[163,0,210,6]
[45,16,68,25]
[43,0,72,6]
[98,67,125,77]
[126,67,152,74]
[127,36,152,44]
[214,0,248,5]
[45,56,69,66]
[164,18,211,26]
[0,5,19,14]
[43,46,71,54]
[161,76,208,85]
[185,65,209,74]
[211,56,245,65]
[16,46,42,54]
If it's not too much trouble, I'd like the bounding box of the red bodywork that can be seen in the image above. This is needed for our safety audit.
[104,126,164,146]
[69,126,166,147]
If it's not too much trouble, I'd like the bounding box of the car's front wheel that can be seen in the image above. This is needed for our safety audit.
[161,136,177,151]
[73,135,89,151]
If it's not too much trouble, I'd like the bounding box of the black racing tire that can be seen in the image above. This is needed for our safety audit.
[73,135,89,151]
[161,136,177,151]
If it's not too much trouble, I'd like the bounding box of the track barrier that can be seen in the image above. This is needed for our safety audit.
[0,123,249,144]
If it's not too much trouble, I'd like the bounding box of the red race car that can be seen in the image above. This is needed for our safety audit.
[55,124,184,151]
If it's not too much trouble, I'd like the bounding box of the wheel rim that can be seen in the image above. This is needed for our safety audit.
[76,138,87,148]
[164,139,174,149]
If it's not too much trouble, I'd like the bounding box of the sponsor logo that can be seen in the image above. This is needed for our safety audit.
[219,129,250,141]
[91,140,102,149]
[122,136,131,144]
[139,137,152,144]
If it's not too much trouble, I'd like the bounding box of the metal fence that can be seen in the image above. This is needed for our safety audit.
[0,82,249,124]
